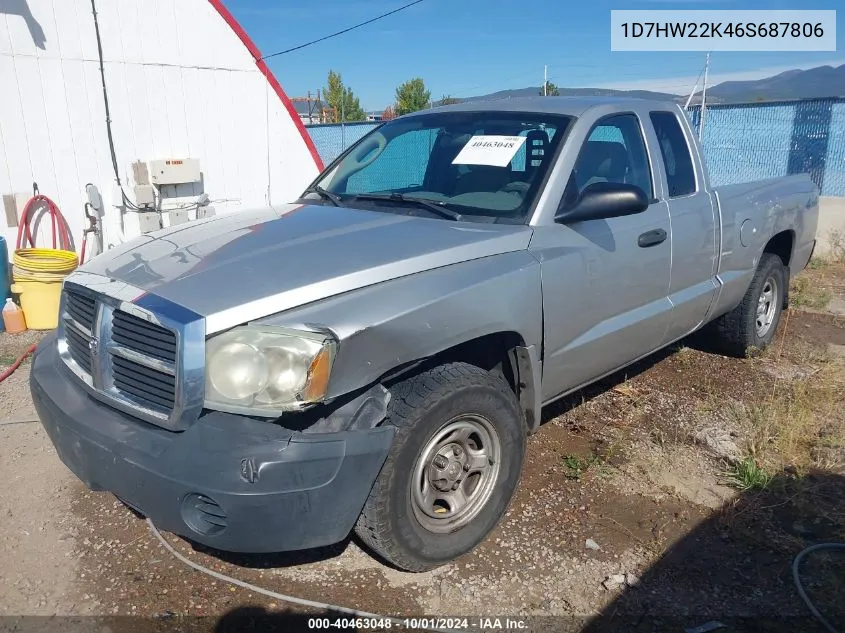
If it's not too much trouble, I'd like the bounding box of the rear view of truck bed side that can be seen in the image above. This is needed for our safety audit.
[708,174,819,325]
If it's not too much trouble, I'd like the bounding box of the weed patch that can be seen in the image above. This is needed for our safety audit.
[726,456,771,490]
[828,228,845,261]
[807,256,829,270]
[562,452,604,481]
[790,276,832,310]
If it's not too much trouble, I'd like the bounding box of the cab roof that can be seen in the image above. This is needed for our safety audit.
[404,96,681,119]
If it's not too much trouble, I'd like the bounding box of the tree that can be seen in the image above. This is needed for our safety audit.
[395,78,431,115]
[323,70,366,123]
[439,94,461,106]
[539,81,560,96]
[381,106,396,121]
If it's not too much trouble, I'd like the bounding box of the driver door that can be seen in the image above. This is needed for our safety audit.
[530,113,673,401]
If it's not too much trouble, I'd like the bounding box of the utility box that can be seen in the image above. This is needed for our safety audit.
[148,159,201,185]
[161,209,189,228]
[133,185,155,206]
[197,205,216,220]
[123,211,161,236]
[5,192,38,227]
[138,211,161,233]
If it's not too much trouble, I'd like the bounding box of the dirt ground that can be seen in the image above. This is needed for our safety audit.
[1,263,843,633]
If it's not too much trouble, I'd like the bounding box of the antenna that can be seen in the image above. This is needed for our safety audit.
[544,65,548,96]
[699,52,711,141]
[684,67,704,110]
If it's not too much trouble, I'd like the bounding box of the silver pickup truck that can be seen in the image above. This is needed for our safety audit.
[32,97,818,572]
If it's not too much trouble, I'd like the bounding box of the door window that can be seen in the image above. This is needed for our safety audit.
[568,114,653,202]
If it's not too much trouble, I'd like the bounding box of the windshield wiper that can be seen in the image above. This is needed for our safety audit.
[304,185,344,207]
[351,193,462,221]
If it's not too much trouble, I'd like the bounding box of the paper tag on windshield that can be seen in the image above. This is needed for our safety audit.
[452,135,527,167]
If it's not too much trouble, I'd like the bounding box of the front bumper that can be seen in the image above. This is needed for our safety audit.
[30,333,394,553]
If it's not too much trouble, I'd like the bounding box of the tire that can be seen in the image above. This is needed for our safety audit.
[354,362,526,572]
[708,253,786,357]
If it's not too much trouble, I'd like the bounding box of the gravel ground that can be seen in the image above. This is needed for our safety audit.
[0,329,43,421]
[1,274,843,633]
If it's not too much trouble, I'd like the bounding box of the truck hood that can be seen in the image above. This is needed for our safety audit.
[81,204,533,333]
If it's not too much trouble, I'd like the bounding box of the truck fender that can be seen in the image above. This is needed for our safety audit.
[257,252,544,432]
[513,344,542,434]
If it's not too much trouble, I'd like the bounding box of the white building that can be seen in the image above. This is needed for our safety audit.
[0,0,323,259]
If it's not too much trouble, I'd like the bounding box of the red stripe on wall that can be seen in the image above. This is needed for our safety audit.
[208,0,325,171]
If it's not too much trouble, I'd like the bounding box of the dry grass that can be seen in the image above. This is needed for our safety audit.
[790,275,833,310]
[727,345,845,476]
[793,247,845,315]
[828,228,845,262]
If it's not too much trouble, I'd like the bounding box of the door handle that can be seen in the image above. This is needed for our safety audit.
[638,228,667,248]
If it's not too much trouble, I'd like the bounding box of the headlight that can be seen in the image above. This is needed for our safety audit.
[204,326,336,416]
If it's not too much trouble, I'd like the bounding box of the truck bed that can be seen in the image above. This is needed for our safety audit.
[711,173,818,319]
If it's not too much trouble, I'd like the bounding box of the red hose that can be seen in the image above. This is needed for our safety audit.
[0,344,37,383]
[16,194,73,251]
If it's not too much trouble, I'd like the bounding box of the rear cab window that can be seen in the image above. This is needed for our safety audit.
[649,111,697,197]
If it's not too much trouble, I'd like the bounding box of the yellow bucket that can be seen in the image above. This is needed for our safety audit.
[11,248,78,330]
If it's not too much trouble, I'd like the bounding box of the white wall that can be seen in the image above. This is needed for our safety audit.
[0,0,321,257]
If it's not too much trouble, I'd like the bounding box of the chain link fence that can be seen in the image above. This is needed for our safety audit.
[688,97,845,196]
[306,97,845,196]
[306,122,379,167]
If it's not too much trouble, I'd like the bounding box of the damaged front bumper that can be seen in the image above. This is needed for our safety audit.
[30,333,394,553]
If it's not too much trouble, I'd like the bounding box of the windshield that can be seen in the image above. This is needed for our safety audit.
[304,111,573,223]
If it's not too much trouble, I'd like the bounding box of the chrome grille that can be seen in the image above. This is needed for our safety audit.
[64,324,94,374]
[57,277,205,430]
[108,308,178,414]
[66,291,96,330]
[63,292,96,375]
[112,310,177,363]
[111,354,176,410]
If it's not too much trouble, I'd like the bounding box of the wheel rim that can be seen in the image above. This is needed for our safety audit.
[756,275,779,337]
[410,414,502,534]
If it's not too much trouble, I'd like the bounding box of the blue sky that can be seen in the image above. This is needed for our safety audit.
[227,0,845,110]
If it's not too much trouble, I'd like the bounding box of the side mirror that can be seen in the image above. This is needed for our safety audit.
[555,182,649,224]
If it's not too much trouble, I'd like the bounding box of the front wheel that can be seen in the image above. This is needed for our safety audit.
[354,362,526,572]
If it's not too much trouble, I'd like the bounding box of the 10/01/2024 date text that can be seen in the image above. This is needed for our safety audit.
[307,617,529,630]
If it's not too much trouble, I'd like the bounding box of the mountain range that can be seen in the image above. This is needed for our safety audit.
[443,64,845,105]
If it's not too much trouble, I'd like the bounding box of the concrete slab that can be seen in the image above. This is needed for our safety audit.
[828,343,845,363]
[817,197,845,258]
[829,296,845,317]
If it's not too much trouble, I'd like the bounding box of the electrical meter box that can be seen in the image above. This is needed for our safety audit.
[148,159,201,185]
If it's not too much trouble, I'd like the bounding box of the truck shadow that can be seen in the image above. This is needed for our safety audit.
[213,606,334,632]
[184,535,354,569]
[540,327,731,426]
[540,346,678,425]
[582,469,845,633]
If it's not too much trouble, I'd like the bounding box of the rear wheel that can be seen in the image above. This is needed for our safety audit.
[354,362,525,571]
[707,253,786,356]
